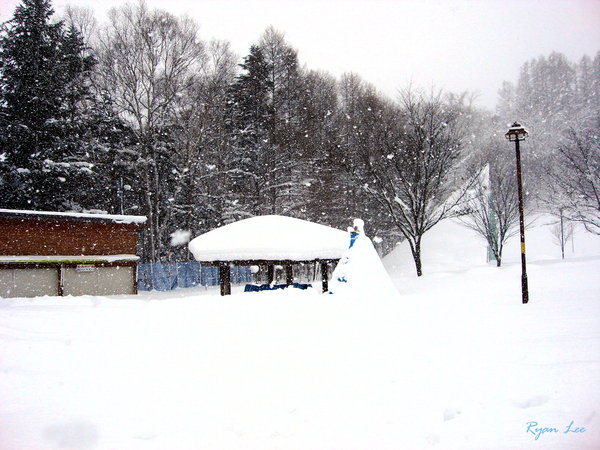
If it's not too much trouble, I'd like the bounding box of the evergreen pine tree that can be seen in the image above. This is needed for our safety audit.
[226,45,274,217]
[0,0,96,210]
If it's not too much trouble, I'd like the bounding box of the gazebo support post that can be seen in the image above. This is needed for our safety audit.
[285,264,293,286]
[321,261,329,293]
[219,263,231,296]
[267,264,275,284]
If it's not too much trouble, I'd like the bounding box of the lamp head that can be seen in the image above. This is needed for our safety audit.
[505,122,528,142]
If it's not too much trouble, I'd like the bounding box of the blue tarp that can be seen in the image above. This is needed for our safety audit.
[244,282,312,292]
[138,262,252,291]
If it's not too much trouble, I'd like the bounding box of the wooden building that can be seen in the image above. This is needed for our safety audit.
[0,209,146,298]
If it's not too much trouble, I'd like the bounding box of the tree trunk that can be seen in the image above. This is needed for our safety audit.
[411,241,423,277]
[497,241,505,267]
[560,211,565,260]
[152,155,162,261]
[143,161,156,263]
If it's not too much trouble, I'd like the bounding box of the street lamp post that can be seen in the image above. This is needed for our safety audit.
[505,122,529,304]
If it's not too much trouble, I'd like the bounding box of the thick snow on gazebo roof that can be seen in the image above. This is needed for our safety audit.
[189,215,348,262]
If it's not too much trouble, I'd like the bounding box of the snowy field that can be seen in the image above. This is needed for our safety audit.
[1,216,599,449]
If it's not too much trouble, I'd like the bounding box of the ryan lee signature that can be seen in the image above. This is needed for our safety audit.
[526,421,586,440]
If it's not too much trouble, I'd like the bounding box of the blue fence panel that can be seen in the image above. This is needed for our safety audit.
[231,266,251,284]
[176,262,200,288]
[138,262,252,291]
[137,264,154,291]
[200,265,219,287]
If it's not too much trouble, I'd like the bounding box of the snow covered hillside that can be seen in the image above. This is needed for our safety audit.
[1,217,599,449]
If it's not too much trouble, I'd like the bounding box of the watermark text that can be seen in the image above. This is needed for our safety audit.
[526,421,586,440]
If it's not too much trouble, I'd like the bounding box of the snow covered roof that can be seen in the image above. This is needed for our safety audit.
[0,254,140,264]
[189,215,349,262]
[0,209,147,225]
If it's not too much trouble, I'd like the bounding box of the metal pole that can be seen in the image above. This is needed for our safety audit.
[514,138,529,304]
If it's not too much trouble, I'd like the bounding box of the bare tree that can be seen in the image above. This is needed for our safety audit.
[548,125,600,234]
[95,0,205,261]
[460,144,520,267]
[63,5,97,44]
[164,39,238,250]
[361,88,475,276]
[334,73,401,253]
[550,207,574,259]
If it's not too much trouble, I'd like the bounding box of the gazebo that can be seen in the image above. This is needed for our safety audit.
[188,215,349,295]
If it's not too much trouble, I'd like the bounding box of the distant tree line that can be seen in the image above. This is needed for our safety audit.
[1,0,598,274]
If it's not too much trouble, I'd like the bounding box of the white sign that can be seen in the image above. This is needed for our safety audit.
[75,264,96,272]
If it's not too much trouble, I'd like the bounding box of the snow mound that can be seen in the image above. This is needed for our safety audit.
[329,221,397,298]
[189,215,348,262]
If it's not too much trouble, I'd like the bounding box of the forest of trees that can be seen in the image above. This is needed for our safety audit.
[1,0,599,274]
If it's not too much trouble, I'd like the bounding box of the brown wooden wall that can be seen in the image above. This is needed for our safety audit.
[0,218,140,256]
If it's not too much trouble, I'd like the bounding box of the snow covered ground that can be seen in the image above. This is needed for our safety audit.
[1,216,599,449]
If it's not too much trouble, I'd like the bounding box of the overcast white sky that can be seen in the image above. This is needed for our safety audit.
[1,0,599,109]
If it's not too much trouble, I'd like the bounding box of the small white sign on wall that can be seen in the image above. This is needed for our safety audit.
[75,264,96,272]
